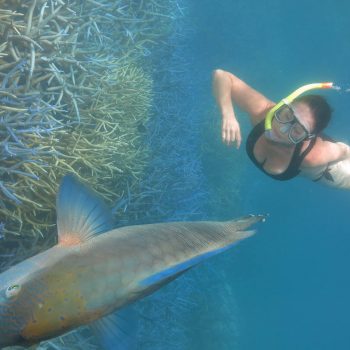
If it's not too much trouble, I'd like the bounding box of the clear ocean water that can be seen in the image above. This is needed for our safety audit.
[190,0,350,349]
[1,1,350,349]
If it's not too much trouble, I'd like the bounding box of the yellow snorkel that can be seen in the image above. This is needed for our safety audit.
[264,82,334,134]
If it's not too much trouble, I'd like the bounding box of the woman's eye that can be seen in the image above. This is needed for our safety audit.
[281,110,293,120]
[291,124,305,136]
[5,284,21,299]
[277,107,294,122]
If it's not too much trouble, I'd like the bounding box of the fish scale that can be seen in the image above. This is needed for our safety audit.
[0,175,264,348]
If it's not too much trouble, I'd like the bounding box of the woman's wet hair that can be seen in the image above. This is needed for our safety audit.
[294,94,332,134]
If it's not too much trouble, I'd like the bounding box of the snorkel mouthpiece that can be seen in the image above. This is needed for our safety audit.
[264,82,334,134]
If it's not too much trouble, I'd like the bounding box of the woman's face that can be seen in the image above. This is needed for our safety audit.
[270,102,315,145]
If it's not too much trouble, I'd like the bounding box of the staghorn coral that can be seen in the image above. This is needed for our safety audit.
[0,0,162,239]
[0,1,217,350]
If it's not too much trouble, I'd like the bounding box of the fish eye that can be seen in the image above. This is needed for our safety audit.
[5,284,21,299]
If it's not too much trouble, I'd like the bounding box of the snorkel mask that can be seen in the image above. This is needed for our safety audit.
[265,82,334,143]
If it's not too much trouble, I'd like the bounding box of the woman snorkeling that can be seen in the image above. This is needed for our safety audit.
[212,69,350,189]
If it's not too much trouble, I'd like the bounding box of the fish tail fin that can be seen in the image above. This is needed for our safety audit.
[139,215,266,288]
[227,214,267,231]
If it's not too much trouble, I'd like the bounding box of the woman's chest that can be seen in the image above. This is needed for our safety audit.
[253,136,296,174]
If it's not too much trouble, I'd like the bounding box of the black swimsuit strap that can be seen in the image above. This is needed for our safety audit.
[246,120,266,169]
[299,137,317,161]
[288,136,316,172]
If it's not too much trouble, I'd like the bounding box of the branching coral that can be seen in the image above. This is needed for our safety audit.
[0,1,208,349]
[0,1,159,239]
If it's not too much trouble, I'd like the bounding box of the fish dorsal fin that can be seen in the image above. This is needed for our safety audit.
[56,175,114,246]
[89,307,138,350]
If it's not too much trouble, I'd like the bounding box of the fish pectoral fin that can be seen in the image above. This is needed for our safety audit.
[56,175,114,246]
[89,306,138,350]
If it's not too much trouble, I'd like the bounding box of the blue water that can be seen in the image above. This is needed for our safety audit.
[2,1,350,349]
[188,0,350,349]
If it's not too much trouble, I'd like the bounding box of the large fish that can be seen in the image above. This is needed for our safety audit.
[0,175,264,349]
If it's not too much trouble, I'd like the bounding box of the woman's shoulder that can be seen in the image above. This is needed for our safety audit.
[250,102,276,126]
[302,135,339,167]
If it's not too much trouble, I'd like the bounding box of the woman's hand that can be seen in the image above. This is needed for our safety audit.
[212,70,274,144]
[222,114,242,148]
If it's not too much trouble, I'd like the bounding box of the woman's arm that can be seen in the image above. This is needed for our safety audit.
[212,69,274,148]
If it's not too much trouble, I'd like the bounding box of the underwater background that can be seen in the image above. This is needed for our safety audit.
[1,0,350,349]
[194,1,350,349]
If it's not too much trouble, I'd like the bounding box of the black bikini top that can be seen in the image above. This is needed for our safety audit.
[246,120,316,181]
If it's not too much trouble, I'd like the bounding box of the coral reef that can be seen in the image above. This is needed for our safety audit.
[0,0,157,240]
[0,1,241,350]
[0,0,206,349]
